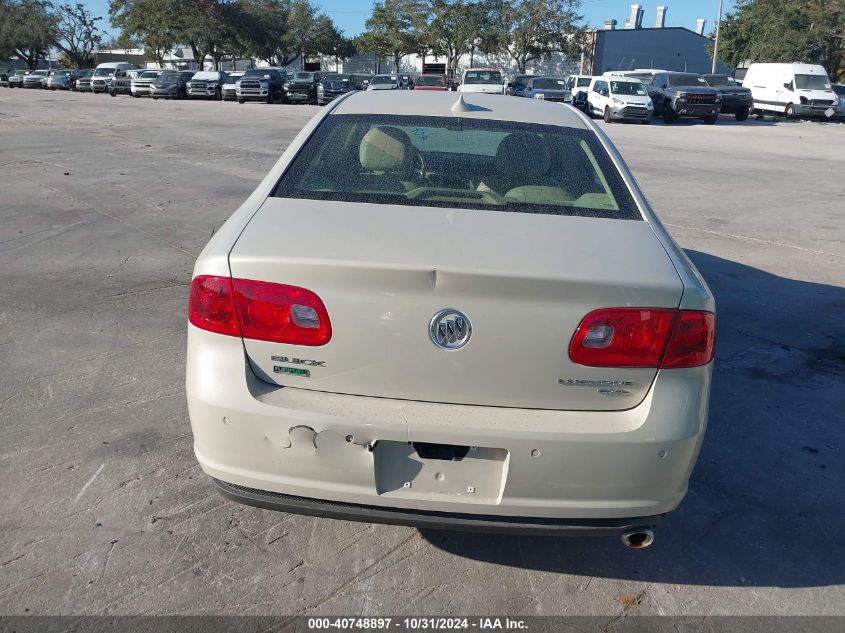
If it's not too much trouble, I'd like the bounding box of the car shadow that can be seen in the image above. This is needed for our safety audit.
[420,251,845,588]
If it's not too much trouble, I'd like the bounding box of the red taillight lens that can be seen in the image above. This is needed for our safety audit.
[188,275,239,337]
[188,276,332,346]
[569,308,677,368]
[569,308,715,369]
[232,279,331,346]
[662,310,715,368]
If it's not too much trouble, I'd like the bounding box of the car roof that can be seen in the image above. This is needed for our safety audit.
[332,91,588,129]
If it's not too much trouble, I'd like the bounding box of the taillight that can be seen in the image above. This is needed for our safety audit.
[569,308,714,369]
[188,276,239,337]
[188,276,332,346]
[232,279,331,346]
[661,310,716,368]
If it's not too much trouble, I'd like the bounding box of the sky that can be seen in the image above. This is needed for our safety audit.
[88,0,736,40]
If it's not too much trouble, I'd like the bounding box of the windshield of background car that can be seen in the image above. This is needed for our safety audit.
[322,74,346,82]
[533,78,565,90]
[157,72,179,83]
[464,71,502,84]
[576,77,592,87]
[139,71,160,79]
[272,114,640,220]
[242,70,269,78]
[795,74,831,90]
[293,73,315,81]
[93,68,115,77]
[15,70,28,76]
[371,76,396,85]
[416,76,445,86]
[611,81,647,96]
[78,70,93,77]
[669,74,707,87]
[704,74,734,86]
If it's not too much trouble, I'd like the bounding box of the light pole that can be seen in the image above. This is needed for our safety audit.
[712,0,724,73]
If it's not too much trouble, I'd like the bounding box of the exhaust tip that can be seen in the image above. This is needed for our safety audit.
[621,528,655,549]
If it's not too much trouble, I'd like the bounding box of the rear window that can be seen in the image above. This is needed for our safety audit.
[272,114,640,220]
[416,75,445,87]
[464,70,502,84]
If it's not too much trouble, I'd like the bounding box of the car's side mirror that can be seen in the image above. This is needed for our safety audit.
[783,81,793,91]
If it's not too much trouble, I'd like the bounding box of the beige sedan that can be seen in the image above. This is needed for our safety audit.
[186,91,715,547]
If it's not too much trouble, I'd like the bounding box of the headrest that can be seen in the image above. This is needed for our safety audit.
[359,126,410,172]
[495,132,551,176]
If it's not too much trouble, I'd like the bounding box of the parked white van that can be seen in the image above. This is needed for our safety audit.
[91,62,139,94]
[744,63,839,118]
[457,68,505,95]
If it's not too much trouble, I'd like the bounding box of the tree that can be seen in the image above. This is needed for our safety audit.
[174,0,229,70]
[110,0,179,67]
[53,3,103,68]
[6,0,57,69]
[358,0,428,71]
[718,0,845,81]
[493,0,585,73]
[312,14,355,63]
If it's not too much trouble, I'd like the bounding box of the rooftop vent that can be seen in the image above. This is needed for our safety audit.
[656,5,667,28]
[695,18,706,35]
[603,18,617,30]
[627,4,644,29]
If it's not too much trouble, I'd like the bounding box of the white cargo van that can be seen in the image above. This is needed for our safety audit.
[744,63,839,118]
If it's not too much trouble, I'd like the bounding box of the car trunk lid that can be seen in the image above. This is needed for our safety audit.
[228,199,683,411]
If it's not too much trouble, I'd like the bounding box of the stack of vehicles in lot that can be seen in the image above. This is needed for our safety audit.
[75,69,94,92]
[185,90,716,546]
[91,62,138,93]
[586,76,653,123]
[150,70,195,99]
[130,70,162,96]
[410,74,447,91]
[458,68,505,94]
[221,71,245,101]
[284,71,322,104]
[109,68,144,96]
[236,68,287,103]
[187,70,229,100]
[743,63,840,119]
[702,73,753,120]
[513,76,572,103]
[45,69,77,90]
[23,69,49,88]
[646,71,721,124]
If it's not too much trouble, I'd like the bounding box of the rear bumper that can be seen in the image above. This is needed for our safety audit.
[188,326,711,522]
[214,479,664,535]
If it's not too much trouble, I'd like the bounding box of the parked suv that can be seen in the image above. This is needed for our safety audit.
[109,68,143,96]
[187,70,228,100]
[45,69,78,90]
[648,71,721,124]
[130,70,161,97]
[284,71,321,104]
[703,74,753,120]
[587,76,653,123]
[458,68,505,95]
[8,70,29,88]
[149,70,194,99]
[514,76,571,103]
[75,69,94,92]
[23,70,49,88]
[236,68,286,104]
[316,73,354,105]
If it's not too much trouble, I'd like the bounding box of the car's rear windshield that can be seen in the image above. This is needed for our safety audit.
[576,77,591,86]
[464,70,502,84]
[611,81,647,95]
[795,74,831,90]
[668,74,707,87]
[416,75,445,86]
[533,78,565,90]
[294,72,315,80]
[272,114,640,220]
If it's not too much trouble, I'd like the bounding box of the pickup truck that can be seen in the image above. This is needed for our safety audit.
[647,71,722,124]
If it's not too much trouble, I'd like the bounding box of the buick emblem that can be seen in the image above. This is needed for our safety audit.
[429,309,472,350]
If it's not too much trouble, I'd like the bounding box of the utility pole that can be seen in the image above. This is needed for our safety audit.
[712,0,724,73]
